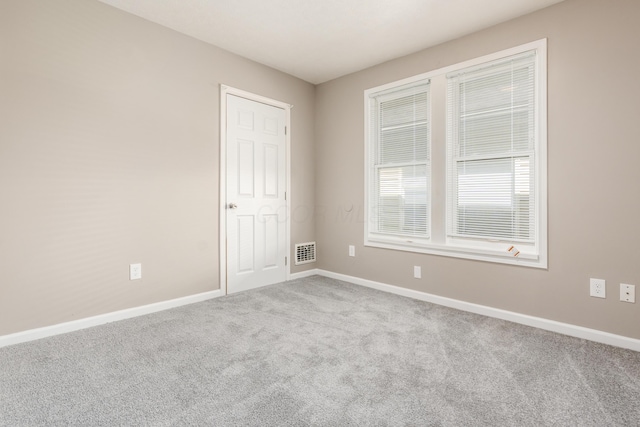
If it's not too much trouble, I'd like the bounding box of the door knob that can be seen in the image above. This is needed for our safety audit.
[228,203,238,209]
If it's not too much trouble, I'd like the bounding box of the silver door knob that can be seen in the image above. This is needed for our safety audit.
[228,203,238,209]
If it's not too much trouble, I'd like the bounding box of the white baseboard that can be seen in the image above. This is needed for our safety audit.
[0,289,223,349]
[289,268,321,281]
[314,269,640,352]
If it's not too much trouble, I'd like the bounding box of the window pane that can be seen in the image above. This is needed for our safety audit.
[380,91,428,128]
[380,123,429,163]
[458,109,531,157]
[456,157,533,240]
[377,165,428,236]
[458,67,532,116]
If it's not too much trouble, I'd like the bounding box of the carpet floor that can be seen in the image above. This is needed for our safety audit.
[1,275,639,426]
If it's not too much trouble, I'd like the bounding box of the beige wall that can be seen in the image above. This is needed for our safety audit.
[0,0,315,335]
[315,0,640,339]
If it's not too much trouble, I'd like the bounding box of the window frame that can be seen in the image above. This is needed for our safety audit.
[364,39,547,269]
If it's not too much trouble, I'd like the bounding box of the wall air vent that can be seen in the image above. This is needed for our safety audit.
[295,242,316,265]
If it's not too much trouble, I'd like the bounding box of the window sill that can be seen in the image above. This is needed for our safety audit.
[365,236,546,269]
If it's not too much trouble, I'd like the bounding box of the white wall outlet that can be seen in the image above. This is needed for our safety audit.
[589,278,606,298]
[414,266,421,279]
[348,245,355,257]
[620,283,635,303]
[129,263,142,280]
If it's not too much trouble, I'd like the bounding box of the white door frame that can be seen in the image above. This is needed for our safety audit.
[219,85,292,295]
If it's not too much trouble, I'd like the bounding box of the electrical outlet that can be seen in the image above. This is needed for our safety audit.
[414,266,421,279]
[620,283,635,303]
[130,263,142,280]
[348,245,355,257]
[589,278,606,298]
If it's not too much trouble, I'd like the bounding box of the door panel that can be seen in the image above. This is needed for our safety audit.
[226,94,287,293]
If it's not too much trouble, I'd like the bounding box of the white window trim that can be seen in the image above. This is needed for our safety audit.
[364,39,547,269]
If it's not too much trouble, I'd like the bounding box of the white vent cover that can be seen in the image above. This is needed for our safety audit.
[295,242,316,265]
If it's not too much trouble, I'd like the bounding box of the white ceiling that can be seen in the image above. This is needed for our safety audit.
[98,0,564,84]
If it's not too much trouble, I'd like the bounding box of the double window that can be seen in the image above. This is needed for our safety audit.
[365,40,547,268]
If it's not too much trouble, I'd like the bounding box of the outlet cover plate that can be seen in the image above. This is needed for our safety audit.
[590,278,606,298]
[348,245,355,257]
[130,263,142,280]
[620,283,635,303]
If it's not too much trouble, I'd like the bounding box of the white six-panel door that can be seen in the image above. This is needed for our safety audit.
[225,94,287,294]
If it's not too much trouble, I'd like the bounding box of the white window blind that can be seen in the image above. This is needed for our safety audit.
[369,81,430,239]
[447,51,536,242]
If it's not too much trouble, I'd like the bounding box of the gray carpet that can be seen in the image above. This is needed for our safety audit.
[1,275,639,426]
